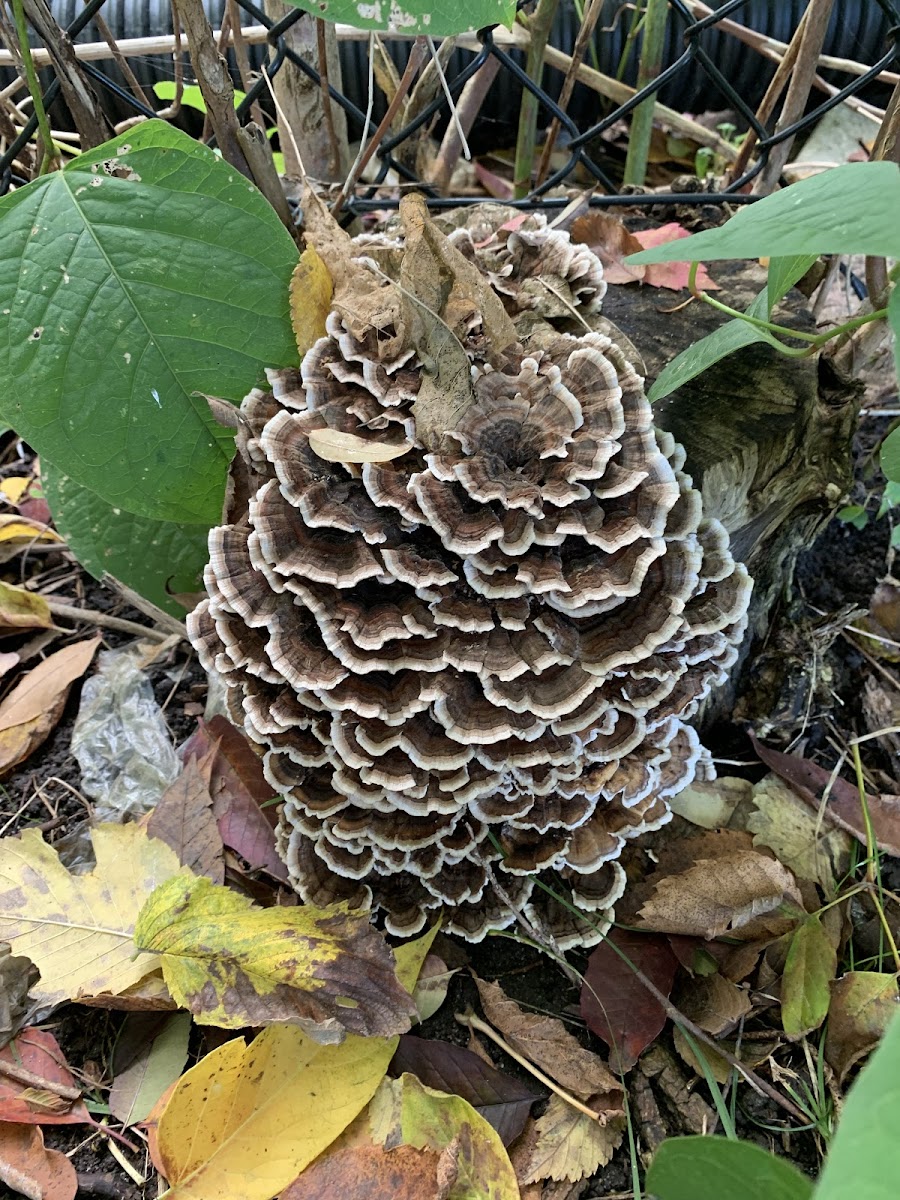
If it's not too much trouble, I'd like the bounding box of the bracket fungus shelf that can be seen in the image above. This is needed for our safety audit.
[188,198,752,948]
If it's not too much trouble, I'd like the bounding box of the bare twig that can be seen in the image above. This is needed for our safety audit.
[536,0,603,186]
[236,120,296,235]
[0,1056,81,1102]
[227,0,264,127]
[330,37,426,215]
[172,0,252,178]
[752,0,837,194]
[46,599,182,642]
[428,54,500,192]
[88,6,153,111]
[315,17,341,178]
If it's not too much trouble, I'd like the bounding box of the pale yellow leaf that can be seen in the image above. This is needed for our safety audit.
[0,515,61,543]
[0,824,187,1004]
[520,1096,625,1185]
[0,478,32,505]
[0,581,53,631]
[290,245,333,357]
[308,428,412,464]
[745,773,851,892]
[155,1025,397,1200]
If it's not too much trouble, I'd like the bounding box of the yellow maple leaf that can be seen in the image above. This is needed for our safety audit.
[289,245,332,357]
[154,1024,397,1200]
[0,824,187,1004]
[133,873,417,1038]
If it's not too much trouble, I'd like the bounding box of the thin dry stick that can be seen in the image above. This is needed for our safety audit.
[155,3,184,119]
[457,1009,606,1121]
[0,1056,81,1102]
[227,0,265,127]
[46,599,181,642]
[428,54,500,192]
[536,0,603,186]
[330,37,426,215]
[315,17,341,177]
[87,5,153,111]
[753,0,836,195]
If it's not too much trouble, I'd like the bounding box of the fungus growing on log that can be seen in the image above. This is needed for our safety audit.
[189,198,751,948]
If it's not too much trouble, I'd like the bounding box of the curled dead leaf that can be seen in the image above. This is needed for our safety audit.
[308,428,412,464]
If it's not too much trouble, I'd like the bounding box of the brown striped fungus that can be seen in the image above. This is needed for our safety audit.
[188,197,752,948]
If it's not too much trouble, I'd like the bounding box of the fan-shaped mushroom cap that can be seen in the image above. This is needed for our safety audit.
[191,208,751,944]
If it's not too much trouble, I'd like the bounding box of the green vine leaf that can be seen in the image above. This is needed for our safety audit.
[0,120,298,525]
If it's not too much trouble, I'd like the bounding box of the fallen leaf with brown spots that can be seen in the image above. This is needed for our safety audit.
[281,1142,447,1200]
[825,972,900,1083]
[474,978,622,1114]
[0,1122,77,1199]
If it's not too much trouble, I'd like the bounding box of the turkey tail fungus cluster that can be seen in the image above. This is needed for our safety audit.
[188,196,752,948]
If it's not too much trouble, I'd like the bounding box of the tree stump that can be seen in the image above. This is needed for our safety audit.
[601,261,860,720]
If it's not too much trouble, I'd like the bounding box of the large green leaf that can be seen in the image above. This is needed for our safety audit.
[43,462,211,617]
[816,1012,900,1200]
[0,120,298,525]
[628,163,900,265]
[645,1136,813,1200]
[286,0,516,36]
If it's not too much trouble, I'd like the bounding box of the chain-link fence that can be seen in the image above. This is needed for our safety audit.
[2,0,899,208]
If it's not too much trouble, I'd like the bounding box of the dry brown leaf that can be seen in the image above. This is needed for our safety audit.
[146,757,225,884]
[0,1122,77,1200]
[825,971,900,1083]
[675,972,752,1036]
[308,429,412,464]
[570,213,646,284]
[672,1025,777,1086]
[517,1096,625,1185]
[474,978,622,1112]
[281,1142,446,1200]
[630,225,720,291]
[670,777,752,829]
[637,849,804,940]
[0,637,99,774]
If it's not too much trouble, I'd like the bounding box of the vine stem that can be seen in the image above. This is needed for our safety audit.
[10,0,58,174]
[622,0,668,187]
[687,261,888,356]
[513,0,560,199]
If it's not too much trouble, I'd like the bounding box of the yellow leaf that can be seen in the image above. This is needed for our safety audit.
[307,428,412,464]
[0,581,53,631]
[0,515,60,543]
[290,245,333,357]
[133,874,416,1038]
[0,638,99,773]
[368,1074,520,1200]
[393,921,441,995]
[0,824,187,1005]
[0,477,32,504]
[155,1025,397,1200]
[519,1096,625,1185]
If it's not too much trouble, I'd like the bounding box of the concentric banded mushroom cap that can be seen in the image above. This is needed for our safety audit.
[188,202,751,948]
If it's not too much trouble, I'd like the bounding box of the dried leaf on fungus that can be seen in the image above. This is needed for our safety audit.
[290,245,333,357]
[0,637,99,773]
[152,1025,398,1200]
[0,824,186,1004]
[517,1095,625,1185]
[390,1035,539,1146]
[580,929,679,1071]
[0,1029,88,1125]
[367,1073,520,1200]
[475,978,622,1113]
[307,428,412,464]
[181,716,288,881]
[108,1013,192,1127]
[825,972,900,1083]
[637,849,803,940]
[781,914,837,1039]
[146,757,224,884]
[134,873,416,1037]
[0,1122,77,1200]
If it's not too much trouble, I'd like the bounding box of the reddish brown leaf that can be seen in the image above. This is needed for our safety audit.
[181,716,288,881]
[751,734,900,857]
[281,1142,444,1200]
[0,1031,88,1126]
[630,224,720,291]
[0,1121,77,1200]
[390,1034,539,1146]
[580,930,678,1071]
[146,756,225,883]
[473,160,514,200]
[570,213,646,284]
